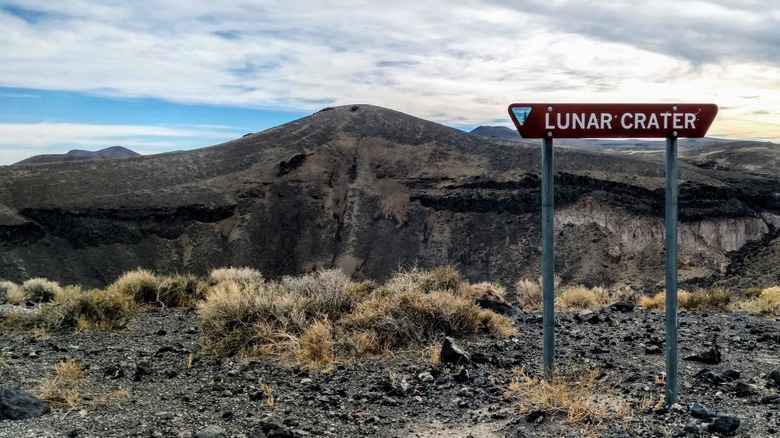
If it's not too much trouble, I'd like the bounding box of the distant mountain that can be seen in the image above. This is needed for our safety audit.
[13,146,140,165]
[469,126,521,141]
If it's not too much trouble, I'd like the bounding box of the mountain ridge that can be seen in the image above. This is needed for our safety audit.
[13,146,140,165]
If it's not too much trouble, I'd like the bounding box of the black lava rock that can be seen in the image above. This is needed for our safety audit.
[684,344,721,365]
[707,414,740,434]
[0,387,50,420]
[689,402,715,419]
[441,337,470,366]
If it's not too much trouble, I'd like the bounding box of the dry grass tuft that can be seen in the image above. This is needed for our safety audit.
[296,319,335,367]
[515,275,561,310]
[12,278,63,304]
[638,291,667,310]
[0,280,20,304]
[742,286,780,316]
[464,282,507,302]
[679,288,731,311]
[383,264,464,295]
[37,286,138,331]
[281,269,354,318]
[96,388,130,406]
[258,380,274,407]
[156,274,208,308]
[640,288,732,312]
[507,365,631,437]
[556,285,610,310]
[198,280,308,356]
[40,358,84,406]
[108,269,160,305]
[208,267,263,286]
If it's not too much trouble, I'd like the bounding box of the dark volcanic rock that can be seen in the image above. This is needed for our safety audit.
[707,414,741,434]
[0,388,50,420]
[685,344,722,364]
[609,301,635,312]
[476,299,522,318]
[689,402,715,419]
[767,369,780,387]
[441,337,470,366]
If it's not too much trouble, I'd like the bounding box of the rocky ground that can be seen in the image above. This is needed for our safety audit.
[1,305,779,438]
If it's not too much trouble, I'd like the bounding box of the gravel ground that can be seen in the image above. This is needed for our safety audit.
[1,306,779,437]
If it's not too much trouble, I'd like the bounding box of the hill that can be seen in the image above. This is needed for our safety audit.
[13,146,140,165]
[0,104,778,291]
[469,125,521,141]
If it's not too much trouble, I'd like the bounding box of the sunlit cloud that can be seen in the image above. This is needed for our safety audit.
[0,0,778,159]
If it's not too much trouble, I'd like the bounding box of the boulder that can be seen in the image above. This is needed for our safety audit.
[0,388,49,420]
[441,337,470,366]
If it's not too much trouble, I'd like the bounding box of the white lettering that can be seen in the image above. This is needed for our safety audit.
[634,113,646,129]
[557,113,570,129]
[661,112,671,129]
[572,113,586,129]
[600,113,613,129]
[647,113,659,129]
[673,113,683,129]
[587,113,599,129]
[685,113,696,129]
[545,113,554,129]
[621,113,633,129]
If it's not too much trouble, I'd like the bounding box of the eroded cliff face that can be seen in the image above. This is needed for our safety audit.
[0,105,778,290]
[557,197,770,252]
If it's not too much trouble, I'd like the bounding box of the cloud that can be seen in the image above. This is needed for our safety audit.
[0,122,242,165]
[0,0,778,142]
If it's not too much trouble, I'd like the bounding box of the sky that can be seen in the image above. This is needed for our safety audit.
[1,0,779,165]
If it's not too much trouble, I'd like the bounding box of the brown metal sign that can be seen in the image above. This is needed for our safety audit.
[508,103,718,139]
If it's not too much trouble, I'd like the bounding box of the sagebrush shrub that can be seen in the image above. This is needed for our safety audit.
[156,274,207,307]
[208,267,263,286]
[557,285,610,310]
[108,269,160,304]
[465,282,507,302]
[743,286,780,316]
[281,269,354,318]
[18,278,63,303]
[198,280,307,355]
[37,286,137,331]
[296,319,335,366]
[0,280,20,304]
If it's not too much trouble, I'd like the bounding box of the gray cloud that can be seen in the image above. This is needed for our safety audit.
[493,0,780,67]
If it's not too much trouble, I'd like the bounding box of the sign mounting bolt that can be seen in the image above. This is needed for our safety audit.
[547,132,552,137]
[672,106,678,111]
[673,131,678,137]
[547,106,553,112]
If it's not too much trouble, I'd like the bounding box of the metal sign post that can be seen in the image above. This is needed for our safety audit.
[508,103,717,403]
[665,136,679,404]
[541,137,555,380]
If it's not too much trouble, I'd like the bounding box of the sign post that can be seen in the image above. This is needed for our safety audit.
[541,136,555,381]
[508,103,717,403]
